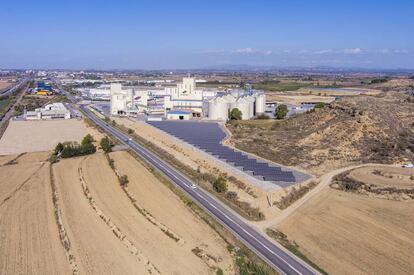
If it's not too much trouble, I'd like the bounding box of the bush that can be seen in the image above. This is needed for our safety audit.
[229,108,242,120]
[100,136,112,153]
[127,128,134,134]
[213,176,227,193]
[119,175,129,187]
[226,191,238,200]
[315,102,325,108]
[275,104,288,119]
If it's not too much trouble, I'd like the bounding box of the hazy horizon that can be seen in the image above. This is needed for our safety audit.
[1,0,413,70]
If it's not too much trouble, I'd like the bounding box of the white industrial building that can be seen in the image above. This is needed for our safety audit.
[25,103,71,120]
[208,91,266,120]
[164,77,204,117]
[108,77,266,121]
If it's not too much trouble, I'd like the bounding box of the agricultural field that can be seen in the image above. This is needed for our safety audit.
[273,169,414,274]
[0,150,236,274]
[0,152,71,274]
[252,80,312,92]
[0,119,87,155]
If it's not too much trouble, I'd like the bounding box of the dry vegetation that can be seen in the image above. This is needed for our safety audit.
[275,186,414,274]
[227,92,414,175]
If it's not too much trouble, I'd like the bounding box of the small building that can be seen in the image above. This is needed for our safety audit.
[25,102,71,120]
[166,110,192,120]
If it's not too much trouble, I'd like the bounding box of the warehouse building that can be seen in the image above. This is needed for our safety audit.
[25,103,71,120]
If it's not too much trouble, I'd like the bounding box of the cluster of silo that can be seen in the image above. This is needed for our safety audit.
[207,91,266,120]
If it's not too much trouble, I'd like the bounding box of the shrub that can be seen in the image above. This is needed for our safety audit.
[127,128,134,134]
[229,108,242,120]
[275,104,288,119]
[100,136,112,153]
[213,176,227,193]
[226,191,238,200]
[119,175,129,186]
[315,102,325,108]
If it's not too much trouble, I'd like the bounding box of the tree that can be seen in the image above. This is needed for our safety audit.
[229,108,242,120]
[213,176,227,193]
[81,134,94,146]
[54,142,64,155]
[275,104,288,119]
[100,136,112,153]
[127,128,134,134]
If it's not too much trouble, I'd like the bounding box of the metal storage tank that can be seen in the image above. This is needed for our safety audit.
[234,97,251,120]
[245,96,255,118]
[255,92,266,114]
[208,97,229,120]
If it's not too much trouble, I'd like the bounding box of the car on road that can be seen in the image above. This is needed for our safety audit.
[191,184,197,189]
[402,162,414,168]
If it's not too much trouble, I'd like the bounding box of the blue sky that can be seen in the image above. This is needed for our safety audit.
[1,0,413,69]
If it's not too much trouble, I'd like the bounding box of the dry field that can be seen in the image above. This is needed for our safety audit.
[0,119,87,155]
[349,166,414,189]
[0,152,71,274]
[274,186,414,274]
[0,80,11,90]
[265,93,335,105]
[52,151,234,274]
[0,150,235,274]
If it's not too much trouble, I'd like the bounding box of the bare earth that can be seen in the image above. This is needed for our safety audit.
[276,187,414,274]
[0,119,87,155]
[349,166,414,188]
[0,81,11,90]
[0,153,71,274]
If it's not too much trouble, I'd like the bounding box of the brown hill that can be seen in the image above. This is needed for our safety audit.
[226,92,414,175]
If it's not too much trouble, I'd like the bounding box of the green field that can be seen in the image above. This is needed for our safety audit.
[253,81,311,92]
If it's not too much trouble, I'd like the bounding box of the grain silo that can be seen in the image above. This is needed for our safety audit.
[234,97,251,120]
[208,97,229,120]
[255,92,266,114]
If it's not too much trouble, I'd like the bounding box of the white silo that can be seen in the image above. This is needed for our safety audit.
[254,92,266,114]
[234,97,251,120]
[245,95,255,118]
[208,97,229,120]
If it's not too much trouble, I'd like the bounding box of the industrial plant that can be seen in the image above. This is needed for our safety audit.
[108,77,266,120]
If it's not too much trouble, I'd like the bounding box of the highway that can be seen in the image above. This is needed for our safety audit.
[0,78,29,99]
[80,105,316,275]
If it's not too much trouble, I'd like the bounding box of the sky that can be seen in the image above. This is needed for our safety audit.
[1,0,413,70]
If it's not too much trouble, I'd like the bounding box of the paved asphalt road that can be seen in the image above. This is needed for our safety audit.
[80,105,316,275]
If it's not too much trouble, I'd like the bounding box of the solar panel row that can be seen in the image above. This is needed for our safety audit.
[148,121,296,183]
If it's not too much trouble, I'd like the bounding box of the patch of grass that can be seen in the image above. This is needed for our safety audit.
[266,228,328,275]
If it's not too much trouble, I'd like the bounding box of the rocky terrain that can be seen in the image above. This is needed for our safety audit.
[227,92,414,175]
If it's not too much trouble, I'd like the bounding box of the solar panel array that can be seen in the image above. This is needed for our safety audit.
[148,121,296,183]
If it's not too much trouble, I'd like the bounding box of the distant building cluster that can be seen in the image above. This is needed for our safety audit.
[107,77,266,120]
[28,81,55,96]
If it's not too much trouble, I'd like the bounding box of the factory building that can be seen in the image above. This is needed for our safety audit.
[110,83,134,115]
[208,91,266,121]
[164,77,204,117]
[108,78,266,121]
[25,103,71,120]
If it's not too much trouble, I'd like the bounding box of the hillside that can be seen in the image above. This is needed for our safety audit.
[226,92,414,175]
